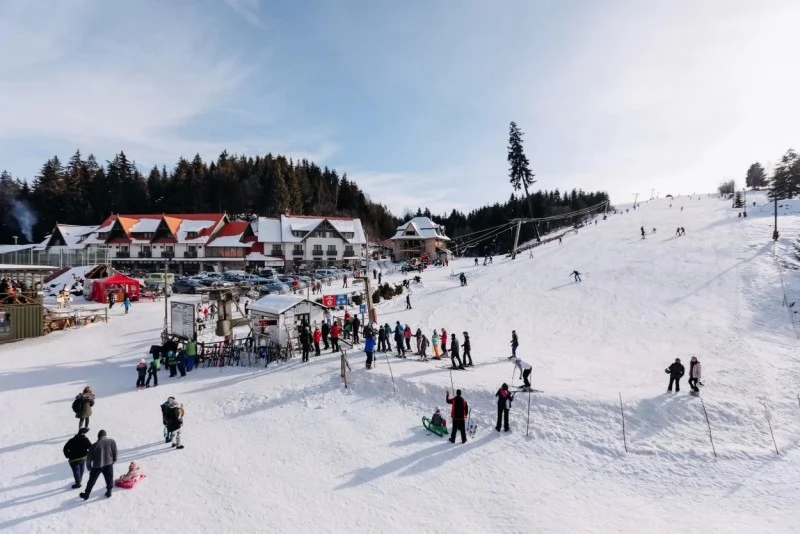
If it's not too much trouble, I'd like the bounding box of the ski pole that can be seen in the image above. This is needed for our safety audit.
[384,353,396,395]
[511,365,516,382]
[526,390,532,436]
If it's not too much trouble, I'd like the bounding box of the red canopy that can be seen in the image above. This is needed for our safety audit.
[90,273,141,303]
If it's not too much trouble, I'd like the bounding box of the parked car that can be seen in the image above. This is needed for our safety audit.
[145,272,176,286]
[172,279,204,294]
[258,281,290,295]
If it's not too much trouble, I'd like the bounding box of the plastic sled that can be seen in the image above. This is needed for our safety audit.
[114,474,146,489]
[422,416,447,437]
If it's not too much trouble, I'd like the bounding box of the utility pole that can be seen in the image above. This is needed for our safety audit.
[743,188,747,217]
[650,188,654,200]
[773,191,779,240]
[510,219,523,260]
[163,254,171,338]
[633,193,639,208]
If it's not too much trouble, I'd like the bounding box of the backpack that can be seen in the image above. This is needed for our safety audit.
[72,397,82,414]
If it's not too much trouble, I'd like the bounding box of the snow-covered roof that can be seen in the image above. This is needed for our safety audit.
[129,219,160,233]
[0,244,36,253]
[257,218,283,243]
[206,236,252,248]
[392,217,450,241]
[176,219,217,244]
[258,215,367,244]
[249,295,325,315]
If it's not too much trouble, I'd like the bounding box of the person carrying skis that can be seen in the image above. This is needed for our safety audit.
[136,359,147,389]
[313,326,322,356]
[495,383,515,432]
[445,389,469,444]
[571,270,582,282]
[513,356,533,389]
[145,355,160,388]
[688,356,702,393]
[63,427,92,489]
[73,386,95,431]
[510,330,519,358]
[431,330,441,359]
[161,397,185,449]
[450,333,464,370]
[665,357,685,393]
[462,332,472,367]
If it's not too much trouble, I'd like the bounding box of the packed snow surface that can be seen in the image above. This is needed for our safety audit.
[1,193,799,533]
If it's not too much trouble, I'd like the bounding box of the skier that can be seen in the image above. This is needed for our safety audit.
[394,322,405,357]
[431,329,441,359]
[161,396,185,449]
[403,323,412,351]
[415,327,423,354]
[462,331,472,367]
[495,383,515,432]
[688,356,702,394]
[73,386,95,431]
[313,326,322,356]
[79,430,117,500]
[364,328,376,369]
[440,328,448,356]
[63,427,92,489]
[321,321,330,350]
[449,333,464,370]
[300,326,312,362]
[445,389,469,444]
[145,355,159,388]
[665,357,685,393]
[641,226,646,239]
[135,359,147,389]
[330,321,341,352]
[383,323,393,353]
[513,356,533,389]
[510,330,519,358]
[675,227,681,237]
[419,334,429,360]
[406,294,411,310]
[571,270,582,282]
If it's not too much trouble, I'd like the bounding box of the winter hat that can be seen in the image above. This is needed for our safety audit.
[79,427,89,435]
[98,430,107,439]
[139,359,145,364]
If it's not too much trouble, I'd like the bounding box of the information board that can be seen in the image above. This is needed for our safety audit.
[170,301,196,339]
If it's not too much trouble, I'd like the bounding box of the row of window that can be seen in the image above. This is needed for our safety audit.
[291,230,356,239]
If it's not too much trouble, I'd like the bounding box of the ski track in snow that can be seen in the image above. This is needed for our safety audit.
[1,193,800,533]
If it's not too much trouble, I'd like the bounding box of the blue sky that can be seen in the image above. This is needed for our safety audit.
[1,0,799,215]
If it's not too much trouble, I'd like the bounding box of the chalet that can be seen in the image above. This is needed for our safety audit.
[390,217,451,262]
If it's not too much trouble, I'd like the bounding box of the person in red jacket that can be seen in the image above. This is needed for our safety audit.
[330,321,341,352]
[312,327,322,356]
[446,389,469,443]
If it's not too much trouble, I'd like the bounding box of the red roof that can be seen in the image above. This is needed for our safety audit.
[215,221,250,237]
[108,237,131,244]
[152,237,177,244]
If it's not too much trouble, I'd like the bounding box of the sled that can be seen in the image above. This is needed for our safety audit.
[114,474,146,489]
[422,416,447,437]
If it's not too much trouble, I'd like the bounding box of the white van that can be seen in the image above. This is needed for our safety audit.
[145,272,176,285]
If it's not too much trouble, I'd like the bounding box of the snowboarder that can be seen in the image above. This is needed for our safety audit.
[300,326,312,362]
[665,358,685,392]
[321,321,330,350]
[313,327,322,356]
[73,386,95,431]
[79,430,117,500]
[495,383,515,432]
[450,333,464,370]
[145,355,160,388]
[513,356,533,389]
[571,270,582,282]
[440,328,448,356]
[364,331,376,369]
[462,332,472,367]
[446,389,469,444]
[161,397,185,449]
[136,359,147,389]
[431,330,441,359]
[63,428,92,489]
[688,356,702,394]
[406,294,411,310]
[510,330,519,358]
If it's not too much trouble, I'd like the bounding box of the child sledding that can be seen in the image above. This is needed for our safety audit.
[114,462,146,489]
[422,408,448,437]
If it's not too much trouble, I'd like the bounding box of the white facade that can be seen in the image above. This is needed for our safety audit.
[257,215,367,268]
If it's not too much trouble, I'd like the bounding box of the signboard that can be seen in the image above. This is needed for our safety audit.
[322,295,336,308]
[335,294,348,306]
[170,301,196,339]
[359,304,367,314]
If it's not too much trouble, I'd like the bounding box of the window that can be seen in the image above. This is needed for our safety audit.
[292,245,303,256]
[344,246,354,256]
[313,245,323,254]
[186,231,198,239]
[292,231,306,238]
[404,229,416,236]
[342,232,355,239]
[326,245,337,256]
[165,246,174,257]
[271,245,283,255]
[98,232,108,239]
[205,247,246,258]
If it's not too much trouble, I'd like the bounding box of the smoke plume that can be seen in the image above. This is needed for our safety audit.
[10,199,37,242]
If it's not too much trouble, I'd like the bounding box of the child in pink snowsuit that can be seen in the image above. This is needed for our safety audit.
[115,462,146,489]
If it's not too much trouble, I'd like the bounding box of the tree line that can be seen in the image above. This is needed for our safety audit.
[1,148,610,256]
[719,148,800,200]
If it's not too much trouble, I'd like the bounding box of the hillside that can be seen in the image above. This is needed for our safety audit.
[1,192,798,533]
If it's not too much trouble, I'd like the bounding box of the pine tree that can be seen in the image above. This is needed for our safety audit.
[733,191,743,208]
[745,162,767,190]
[507,121,536,218]
[769,149,800,200]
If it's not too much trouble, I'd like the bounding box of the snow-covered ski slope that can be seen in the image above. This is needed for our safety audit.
[1,193,799,533]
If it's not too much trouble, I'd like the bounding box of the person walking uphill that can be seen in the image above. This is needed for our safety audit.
[73,386,95,431]
[450,333,464,370]
[688,356,702,394]
[80,430,117,500]
[495,383,515,432]
[666,358,685,393]
[63,428,92,489]
[446,389,469,444]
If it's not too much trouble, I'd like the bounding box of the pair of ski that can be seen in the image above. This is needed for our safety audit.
[515,386,543,393]
[438,365,473,371]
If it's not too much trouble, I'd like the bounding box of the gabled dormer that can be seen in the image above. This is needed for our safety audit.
[152,216,178,243]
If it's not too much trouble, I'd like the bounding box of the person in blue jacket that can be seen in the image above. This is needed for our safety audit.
[364,331,376,369]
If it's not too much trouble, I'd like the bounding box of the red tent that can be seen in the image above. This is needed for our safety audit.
[90,273,141,303]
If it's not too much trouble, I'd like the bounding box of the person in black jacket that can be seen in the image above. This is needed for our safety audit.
[665,358,685,392]
[63,428,92,488]
[80,430,117,500]
[351,315,361,344]
[377,325,386,352]
[321,321,330,350]
[495,383,515,432]
[300,327,312,362]
[446,389,469,443]
[462,332,473,367]
[161,397,185,449]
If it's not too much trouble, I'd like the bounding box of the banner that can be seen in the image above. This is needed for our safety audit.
[335,294,348,306]
[322,295,336,307]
